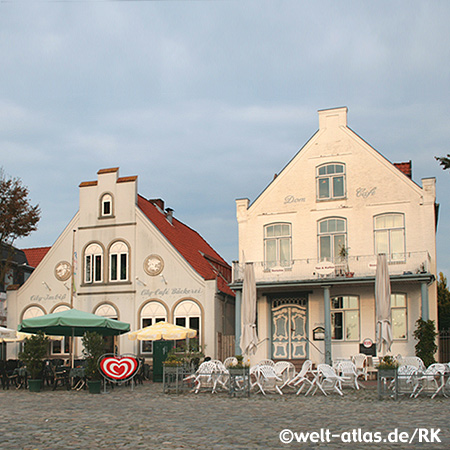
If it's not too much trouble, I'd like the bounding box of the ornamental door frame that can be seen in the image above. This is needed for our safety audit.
[270,295,308,360]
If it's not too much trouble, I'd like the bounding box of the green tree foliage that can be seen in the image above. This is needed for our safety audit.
[435,155,450,170]
[18,331,49,379]
[0,169,41,246]
[82,332,105,380]
[437,272,450,330]
[413,318,437,367]
[0,169,41,287]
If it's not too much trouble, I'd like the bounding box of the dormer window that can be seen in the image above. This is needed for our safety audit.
[316,163,346,200]
[101,194,113,217]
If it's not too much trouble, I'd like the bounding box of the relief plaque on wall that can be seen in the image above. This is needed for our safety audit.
[54,261,72,281]
[144,254,164,276]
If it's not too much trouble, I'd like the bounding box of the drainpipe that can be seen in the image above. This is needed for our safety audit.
[235,290,242,355]
[421,281,429,321]
[323,286,332,365]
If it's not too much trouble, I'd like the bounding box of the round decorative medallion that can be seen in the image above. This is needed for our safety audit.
[54,261,72,281]
[144,254,164,276]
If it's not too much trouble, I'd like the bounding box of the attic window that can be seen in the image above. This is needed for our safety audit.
[101,194,113,217]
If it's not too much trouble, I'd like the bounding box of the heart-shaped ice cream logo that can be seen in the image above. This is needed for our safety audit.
[100,356,139,381]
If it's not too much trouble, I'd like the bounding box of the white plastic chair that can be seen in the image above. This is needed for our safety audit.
[394,364,419,397]
[310,364,345,396]
[336,361,359,390]
[223,357,238,368]
[285,359,313,395]
[189,361,222,393]
[352,354,368,381]
[413,363,447,398]
[257,359,275,368]
[251,365,283,395]
[274,361,296,388]
[397,356,426,371]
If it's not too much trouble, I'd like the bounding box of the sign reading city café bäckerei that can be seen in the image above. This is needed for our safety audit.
[99,355,140,382]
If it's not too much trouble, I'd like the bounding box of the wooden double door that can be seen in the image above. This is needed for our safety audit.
[272,302,308,359]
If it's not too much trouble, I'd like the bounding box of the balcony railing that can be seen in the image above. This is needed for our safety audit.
[232,252,431,284]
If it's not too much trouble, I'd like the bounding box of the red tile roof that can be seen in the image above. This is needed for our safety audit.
[23,246,51,268]
[137,195,234,297]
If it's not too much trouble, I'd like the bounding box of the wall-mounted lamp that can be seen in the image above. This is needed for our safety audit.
[42,281,52,291]
[64,282,70,291]
[160,274,168,285]
[135,276,147,287]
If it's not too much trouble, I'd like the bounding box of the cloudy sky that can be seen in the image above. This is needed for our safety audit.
[1,0,450,275]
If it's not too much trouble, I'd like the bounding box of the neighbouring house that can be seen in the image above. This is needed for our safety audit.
[231,107,438,367]
[0,244,39,327]
[7,168,235,362]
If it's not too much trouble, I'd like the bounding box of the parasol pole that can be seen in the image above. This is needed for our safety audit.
[69,230,76,373]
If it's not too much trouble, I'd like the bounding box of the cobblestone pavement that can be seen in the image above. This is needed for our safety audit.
[1,382,449,450]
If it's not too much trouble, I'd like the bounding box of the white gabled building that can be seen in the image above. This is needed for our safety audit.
[7,168,235,361]
[232,107,437,367]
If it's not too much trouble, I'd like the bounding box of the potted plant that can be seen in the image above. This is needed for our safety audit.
[82,331,105,394]
[338,245,353,277]
[19,331,49,392]
[376,355,399,399]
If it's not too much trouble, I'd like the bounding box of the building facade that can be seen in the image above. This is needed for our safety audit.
[232,107,437,366]
[7,168,235,361]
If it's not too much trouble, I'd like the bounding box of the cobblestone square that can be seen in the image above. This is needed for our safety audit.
[1,382,449,450]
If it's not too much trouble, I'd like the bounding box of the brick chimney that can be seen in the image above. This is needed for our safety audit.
[394,161,412,179]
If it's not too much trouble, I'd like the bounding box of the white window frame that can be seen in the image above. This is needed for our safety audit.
[331,295,360,341]
[374,213,406,262]
[101,193,113,217]
[85,243,103,284]
[318,218,347,262]
[264,223,292,269]
[140,301,168,354]
[391,293,407,340]
[174,300,201,348]
[109,241,129,282]
[316,163,346,201]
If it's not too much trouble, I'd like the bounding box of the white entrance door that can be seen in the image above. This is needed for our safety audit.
[272,304,308,359]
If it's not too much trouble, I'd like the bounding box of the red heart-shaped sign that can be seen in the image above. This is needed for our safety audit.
[100,356,139,381]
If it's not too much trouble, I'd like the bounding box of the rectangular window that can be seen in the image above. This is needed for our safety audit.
[94,255,102,282]
[110,254,118,281]
[391,293,407,339]
[264,223,292,269]
[85,255,92,283]
[331,296,359,341]
[120,253,127,280]
[374,214,405,262]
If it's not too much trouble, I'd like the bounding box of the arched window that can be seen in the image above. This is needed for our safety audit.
[374,213,405,262]
[51,305,70,355]
[264,223,292,269]
[318,218,347,262]
[22,305,45,320]
[174,300,201,347]
[316,163,346,200]
[85,243,103,283]
[94,304,118,353]
[109,241,129,282]
[140,301,167,354]
[101,193,113,217]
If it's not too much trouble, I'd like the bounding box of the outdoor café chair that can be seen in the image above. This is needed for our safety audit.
[309,364,345,396]
[256,359,275,368]
[352,354,368,381]
[413,363,447,398]
[251,364,283,395]
[392,365,419,397]
[397,356,426,371]
[336,361,360,390]
[284,359,313,395]
[274,361,295,387]
[187,361,222,394]
[223,357,238,368]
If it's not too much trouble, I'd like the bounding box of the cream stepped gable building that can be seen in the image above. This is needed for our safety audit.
[231,107,437,367]
[7,168,234,361]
